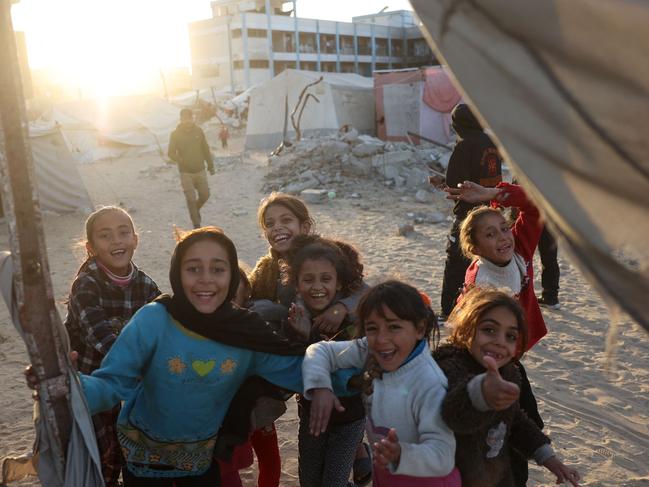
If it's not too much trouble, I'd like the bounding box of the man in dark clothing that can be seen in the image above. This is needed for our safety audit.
[440,103,502,317]
[168,108,215,228]
[538,226,561,308]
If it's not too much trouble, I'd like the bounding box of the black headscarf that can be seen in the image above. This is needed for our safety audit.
[155,227,307,356]
[451,103,483,138]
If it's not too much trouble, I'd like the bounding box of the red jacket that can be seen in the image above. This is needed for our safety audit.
[463,183,546,350]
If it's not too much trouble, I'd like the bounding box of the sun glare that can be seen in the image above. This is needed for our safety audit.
[11,0,211,98]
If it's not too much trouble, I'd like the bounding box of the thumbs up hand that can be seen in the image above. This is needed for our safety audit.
[481,355,520,411]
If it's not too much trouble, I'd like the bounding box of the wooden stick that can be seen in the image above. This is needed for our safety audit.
[0,1,71,480]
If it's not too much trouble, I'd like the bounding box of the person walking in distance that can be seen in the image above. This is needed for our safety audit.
[168,108,215,229]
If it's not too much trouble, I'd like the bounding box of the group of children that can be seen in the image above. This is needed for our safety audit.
[35,181,583,486]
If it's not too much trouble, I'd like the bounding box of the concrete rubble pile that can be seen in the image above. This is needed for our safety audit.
[262,127,452,206]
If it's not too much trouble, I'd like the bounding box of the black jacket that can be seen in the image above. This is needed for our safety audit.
[446,104,502,218]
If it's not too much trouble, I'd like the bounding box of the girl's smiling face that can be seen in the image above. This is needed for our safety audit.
[180,239,231,314]
[262,204,311,255]
[469,305,520,369]
[472,212,515,265]
[86,210,138,276]
[365,305,425,372]
[296,258,340,313]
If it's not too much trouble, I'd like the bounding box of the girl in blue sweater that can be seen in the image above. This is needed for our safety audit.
[78,227,350,486]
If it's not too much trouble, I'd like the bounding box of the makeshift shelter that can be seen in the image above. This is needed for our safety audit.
[411,0,649,333]
[28,121,92,213]
[374,66,461,146]
[50,95,179,164]
[245,70,374,150]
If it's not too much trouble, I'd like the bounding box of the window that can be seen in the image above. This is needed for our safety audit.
[248,28,267,38]
[232,28,242,39]
[250,60,269,69]
[198,65,220,78]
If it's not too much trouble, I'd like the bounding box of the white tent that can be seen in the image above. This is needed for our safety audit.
[28,122,92,213]
[50,95,179,164]
[245,70,375,150]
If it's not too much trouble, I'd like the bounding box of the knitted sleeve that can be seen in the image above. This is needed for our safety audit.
[249,253,279,301]
[509,408,551,459]
[68,277,119,357]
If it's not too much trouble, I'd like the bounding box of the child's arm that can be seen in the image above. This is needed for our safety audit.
[249,345,362,399]
[492,182,542,260]
[80,307,157,414]
[509,409,581,485]
[69,279,125,357]
[301,338,368,394]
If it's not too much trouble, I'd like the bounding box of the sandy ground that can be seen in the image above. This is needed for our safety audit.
[1,133,648,487]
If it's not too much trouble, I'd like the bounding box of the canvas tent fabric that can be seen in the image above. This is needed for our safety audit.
[0,252,104,487]
[374,67,461,146]
[410,0,649,333]
[50,95,179,164]
[245,69,375,150]
[28,122,93,213]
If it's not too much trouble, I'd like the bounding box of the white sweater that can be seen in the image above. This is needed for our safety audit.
[303,338,456,477]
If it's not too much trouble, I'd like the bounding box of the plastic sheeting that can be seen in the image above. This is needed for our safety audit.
[411,0,649,332]
[28,122,93,213]
[0,252,104,487]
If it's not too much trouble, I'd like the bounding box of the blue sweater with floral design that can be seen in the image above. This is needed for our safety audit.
[81,302,347,478]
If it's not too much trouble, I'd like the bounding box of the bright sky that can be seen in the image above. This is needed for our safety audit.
[11,0,412,97]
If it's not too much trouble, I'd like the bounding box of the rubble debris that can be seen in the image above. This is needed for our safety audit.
[262,128,452,201]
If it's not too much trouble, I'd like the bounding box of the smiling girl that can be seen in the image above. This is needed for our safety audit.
[76,227,351,486]
[284,236,366,487]
[302,280,461,486]
[434,287,581,487]
[447,181,551,484]
[64,206,160,487]
[247,193,370,485]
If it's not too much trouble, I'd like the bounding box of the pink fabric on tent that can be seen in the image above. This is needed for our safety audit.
[422,67,461,113]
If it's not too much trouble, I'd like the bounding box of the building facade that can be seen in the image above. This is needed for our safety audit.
[189,0,435,91]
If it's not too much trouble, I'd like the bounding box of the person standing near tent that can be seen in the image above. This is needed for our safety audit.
[440,103,502,319]
[219,124,229,150]
[168,108,215,229]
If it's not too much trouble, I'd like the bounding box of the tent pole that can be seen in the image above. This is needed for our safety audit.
[0,0,72,480]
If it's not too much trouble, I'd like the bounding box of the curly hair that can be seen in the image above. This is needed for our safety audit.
[447,287,528,359]
[283,234,363,297]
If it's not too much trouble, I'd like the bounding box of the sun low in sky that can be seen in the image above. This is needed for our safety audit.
[11,0,412,99]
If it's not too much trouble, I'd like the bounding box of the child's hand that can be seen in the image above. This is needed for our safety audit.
[288,302,311,340]
[482,355,520,411]
[308,388,345,437]
[372,428,401,469]
[543,456,581,486]
[313,303,347,335]
[24,351,78,399]
[445,181,500,203]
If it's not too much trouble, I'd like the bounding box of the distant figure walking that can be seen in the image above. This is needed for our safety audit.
[168,108,215,228]
[219,124,229,150]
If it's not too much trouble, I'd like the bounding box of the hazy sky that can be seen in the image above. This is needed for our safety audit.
[11,0,412,96]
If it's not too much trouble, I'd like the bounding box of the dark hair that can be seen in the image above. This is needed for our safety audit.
[169,226,239,303]
[180,108,193,118]
[447,287,528,359]
[284,235,360,297]
[85,205,135,248]
[356,280,439,348]
[257,192,314,233]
